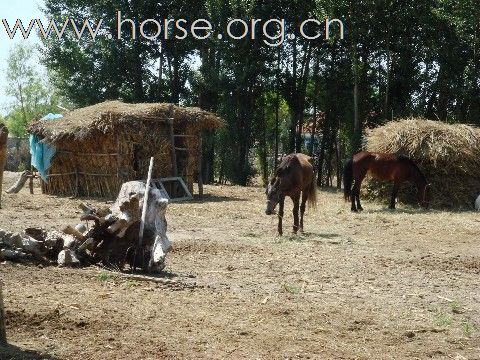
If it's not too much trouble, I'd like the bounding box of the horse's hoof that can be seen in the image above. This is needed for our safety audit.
[351,208,358,212]
[358,207,364,211]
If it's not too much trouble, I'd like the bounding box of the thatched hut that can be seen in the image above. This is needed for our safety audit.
[364,118,480,208]
[28,101,223,198]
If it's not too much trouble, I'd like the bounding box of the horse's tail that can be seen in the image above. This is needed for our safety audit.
[306,173,317,209]
[343,158,353,201]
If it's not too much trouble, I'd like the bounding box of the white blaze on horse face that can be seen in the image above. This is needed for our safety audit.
[150,234,171,271]
[265,181,279,214]
[148,198,171,271]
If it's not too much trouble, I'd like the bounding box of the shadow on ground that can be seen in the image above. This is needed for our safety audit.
[277,232,343,243]
[0,343,57,360]
[189,194,246,203]
[364,207,430,215]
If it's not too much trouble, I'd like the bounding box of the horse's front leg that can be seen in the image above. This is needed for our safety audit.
[356,193,363,211]
[351,184,358,212]
[292,194,300,234]
[278,196,285,236]
[300,191,308,232]
[356,182,364,211]
[389,182,399,209]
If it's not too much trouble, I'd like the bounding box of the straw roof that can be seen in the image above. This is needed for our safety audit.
[29,101,224,142]
[364,118,480,208]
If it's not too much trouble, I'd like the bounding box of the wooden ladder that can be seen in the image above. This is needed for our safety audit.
[168,106,204,196]
[151,177,193,202]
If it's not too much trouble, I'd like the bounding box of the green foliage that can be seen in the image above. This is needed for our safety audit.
[461,321,474,337]
[4,43,66,137]
[97,271,111,282]
[435,312,453,327]
[38,0,480,184]
[17,162,27,172]
[283,283,301,294]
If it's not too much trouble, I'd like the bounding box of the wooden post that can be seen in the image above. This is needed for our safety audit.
[136,157,154,272]
[75,169,79,198]
[29,166,34,194]
[0,282,6,343]
[116,134,121,179]
[168,104,177,177]
[139,157,154,249]
[197,135,203,197]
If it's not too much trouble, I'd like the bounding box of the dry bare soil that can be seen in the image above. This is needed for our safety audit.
[1,171,479,359]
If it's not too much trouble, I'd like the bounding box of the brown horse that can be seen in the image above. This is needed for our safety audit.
[265,153,317,235]
[343,151,430,211]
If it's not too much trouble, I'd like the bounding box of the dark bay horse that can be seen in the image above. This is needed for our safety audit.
[265,153,317,235]
[343,151,430,211]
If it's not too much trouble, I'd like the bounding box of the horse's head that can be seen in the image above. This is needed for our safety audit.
[265,156,297,215]
[418,183,431,209]
[148,232,172,272]
[265,177,281,215]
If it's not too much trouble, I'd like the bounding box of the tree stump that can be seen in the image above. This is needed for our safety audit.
[0,282,6,343]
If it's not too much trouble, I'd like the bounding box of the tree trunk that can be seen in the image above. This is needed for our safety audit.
[325,126,335,187]
[0,125,8,209]
[334,130,342,189]
[198,47,220,185]
[158,51,164,100]
[0,282,6,343]
[436,65,449,121]
[295,44,312,152]
[309,55,320,157]
[261,107,268,185]
[172,52,180,105]
[353,47,361,152]
[274,48,281,170]
[317,118,329,187]
[288,38,298,153]
[201,133,215,184]
[133,43,144,102]
[384,49,391,119]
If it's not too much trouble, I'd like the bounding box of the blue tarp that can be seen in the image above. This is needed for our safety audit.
[29,113,63,182]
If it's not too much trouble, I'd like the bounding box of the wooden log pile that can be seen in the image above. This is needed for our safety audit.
[0,181,172,272]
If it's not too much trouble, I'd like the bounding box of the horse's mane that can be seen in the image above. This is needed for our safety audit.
[276,154,299,175]
[396,154,427,183]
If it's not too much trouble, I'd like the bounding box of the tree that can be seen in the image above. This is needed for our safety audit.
[38,0,480,186]
[4,43,63,137]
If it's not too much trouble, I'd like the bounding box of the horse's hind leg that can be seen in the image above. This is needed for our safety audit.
[292,194,300,234]
[351,183,358,212]
[300,191,308,232]
[352,171,367,212]
[389,181,399,209]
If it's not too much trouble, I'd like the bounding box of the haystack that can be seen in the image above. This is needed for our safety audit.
[28,101,224,198]
[363,118,480,208]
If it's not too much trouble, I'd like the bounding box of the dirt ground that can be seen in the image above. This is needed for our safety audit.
[1,171,479,359]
